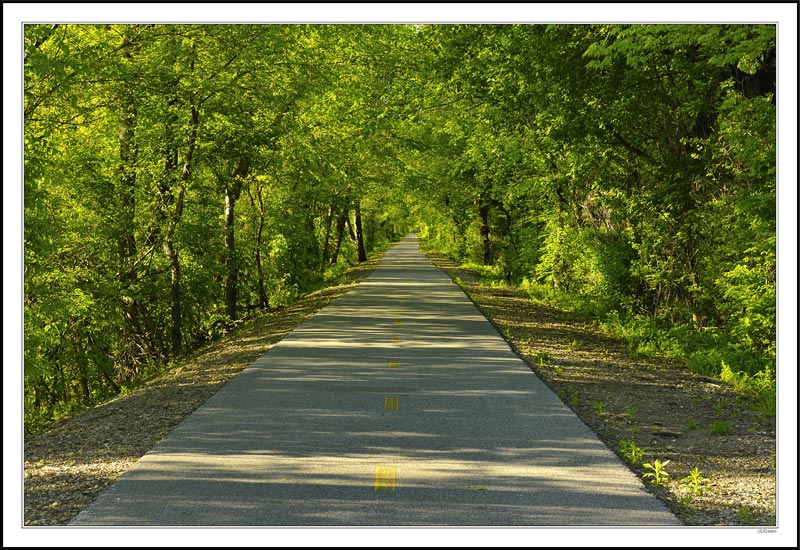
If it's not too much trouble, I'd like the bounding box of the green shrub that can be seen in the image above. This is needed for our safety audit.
[619,440,644,467]
[709,420,732,435]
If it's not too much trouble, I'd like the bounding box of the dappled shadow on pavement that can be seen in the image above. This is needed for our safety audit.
[70,236,679,527]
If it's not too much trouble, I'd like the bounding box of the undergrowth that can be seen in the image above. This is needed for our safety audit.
[442,252,776,419]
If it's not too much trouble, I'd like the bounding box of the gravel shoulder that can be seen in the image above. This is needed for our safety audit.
[22,248,777,527]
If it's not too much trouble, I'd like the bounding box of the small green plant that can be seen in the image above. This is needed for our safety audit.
[593,401,605,415]
[536,352,552,366]
[642,459,671,487]
[624,406,637,418]
[563,386,579,408]
[737,507,755,525]
[618,440,644,467]
[568,339,580,351]
[679,467,710,498]
[552,365,563,377]
[709,420,732,435]
[686,419,699,430]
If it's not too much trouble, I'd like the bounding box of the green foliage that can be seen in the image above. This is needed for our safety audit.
[679,467,710,498]
[562,385,579,408]
[23,24,414,433]
[567,339,580,351]
[642,459,671,487]
[595,311,775,416]
[23,23,776,433]
[618,440,644,467]
[709,420,733,435]
[737,507,755,526]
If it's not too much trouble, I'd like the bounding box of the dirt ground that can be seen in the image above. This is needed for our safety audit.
[22,249,777,528]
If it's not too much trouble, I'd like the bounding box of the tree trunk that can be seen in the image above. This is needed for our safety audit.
[320,203,335,269]
[160,99,196,355]
[224,157,250,320]
[354,201,367,263]
[117,96,138,285]
[330,212,347,265]
[164,238,182,353]
[346,212,357,248]
[116,78,141,382]
[163,190,182,357]
[476,196,491,265]
[224,187,238,320]
[253,182,268,309]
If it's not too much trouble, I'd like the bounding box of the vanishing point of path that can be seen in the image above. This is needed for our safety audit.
[71,235,680,526]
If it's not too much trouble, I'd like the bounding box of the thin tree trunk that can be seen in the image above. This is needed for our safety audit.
[354,201,367,263]
[253,182,268,308]
[476,196,491,265]
[159,94,196,355]
[116,79,140,382]
[330,212,347,265]
[346,212,357,248]
[320,203,335,269]
[224,157,250,321]
[224,187,238,320]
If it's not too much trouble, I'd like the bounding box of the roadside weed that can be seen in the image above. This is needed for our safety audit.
[618,440,644,467]
[625,406,637,418]
[737,507,755,525]
[710,420,732,435]
[568,339,580,351]
[686,419,699,430]
[593,401,605,415]
[679,467,710,498]
[563,386,579,408]
[642,459,671,487]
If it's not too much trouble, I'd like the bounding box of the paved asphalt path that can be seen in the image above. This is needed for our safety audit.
[71,235,680,526]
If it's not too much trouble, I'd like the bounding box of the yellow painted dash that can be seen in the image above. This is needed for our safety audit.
[374,466,397,492]
[391,337,401,344]
[387,360,401,368]
[384,397,400,410]
[393,321,403,327]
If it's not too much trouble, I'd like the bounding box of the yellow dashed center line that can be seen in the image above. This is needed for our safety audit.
[393,321,403,327]
[384,397,400,410]
[391,337,401,344]
[374,466,397,492]
[387,360,400,368]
